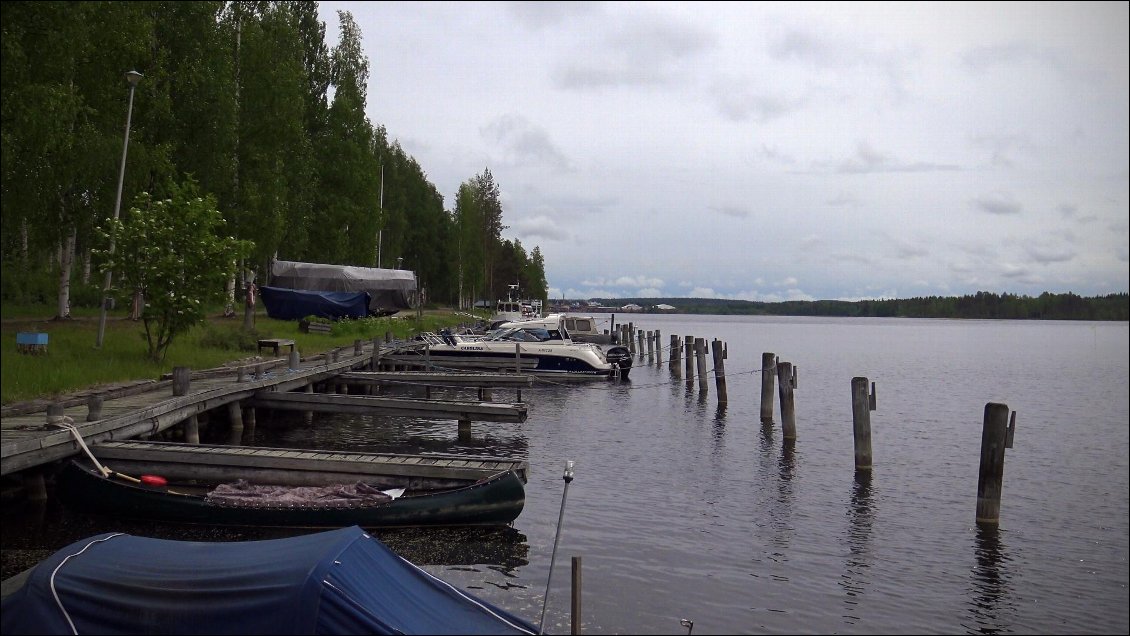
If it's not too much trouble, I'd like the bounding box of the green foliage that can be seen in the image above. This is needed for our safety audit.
[197,323,261,352]
[0,308,476,405]
[2,2,549,314]
[97,180,253,361]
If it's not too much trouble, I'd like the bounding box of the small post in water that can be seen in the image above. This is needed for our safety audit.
[777,360,796,439]
[670,335,682,379]
[684,335,695,385]
[976,402,1014,525]
[760,353,776,422]
[711,339,728,404]
[695,338,709,393]
[571,556,582,635]
[851,377,873,471]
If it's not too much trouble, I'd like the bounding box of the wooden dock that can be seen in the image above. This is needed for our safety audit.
[1,342,529,481]
[88,439,529,487]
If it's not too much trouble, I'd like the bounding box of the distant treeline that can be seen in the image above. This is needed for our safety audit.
[595,291,1130,321]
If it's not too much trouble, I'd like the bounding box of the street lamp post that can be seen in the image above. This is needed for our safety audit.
[96,70,143,348]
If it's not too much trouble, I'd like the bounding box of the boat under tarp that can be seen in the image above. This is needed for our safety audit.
[270,260,416,316]
[260,285,371,320]
[0,525,537,635]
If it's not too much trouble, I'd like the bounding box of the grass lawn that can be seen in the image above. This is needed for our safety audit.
[1,304,486,405]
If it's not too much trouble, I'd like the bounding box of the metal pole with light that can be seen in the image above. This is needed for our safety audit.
[538,459,575,634]
[95,70,143,348]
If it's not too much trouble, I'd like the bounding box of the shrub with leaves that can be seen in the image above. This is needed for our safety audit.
[97,180,252,361]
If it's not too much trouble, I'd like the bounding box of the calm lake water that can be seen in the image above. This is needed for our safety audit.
[3,315,1128,634]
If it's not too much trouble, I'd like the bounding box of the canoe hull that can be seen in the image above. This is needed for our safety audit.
[58,461,525,529]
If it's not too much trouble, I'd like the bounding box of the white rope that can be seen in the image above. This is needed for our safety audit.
[48,417,110,477]
[49,533,127,635]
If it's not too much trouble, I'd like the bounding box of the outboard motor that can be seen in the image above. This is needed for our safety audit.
[602,345,633,379]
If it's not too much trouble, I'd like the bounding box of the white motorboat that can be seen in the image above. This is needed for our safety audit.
[417,314,632,379]
[561,314,617,345]
[488,284,543,329]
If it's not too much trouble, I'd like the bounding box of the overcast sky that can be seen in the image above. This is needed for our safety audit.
[317,1,1128,302]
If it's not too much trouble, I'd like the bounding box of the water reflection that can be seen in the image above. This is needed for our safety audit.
[376,525,530,570]
[839,471,875,624]
[961,524,1015,634]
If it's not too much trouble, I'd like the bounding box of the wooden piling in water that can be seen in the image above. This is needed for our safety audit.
[572,556,583,635]
[777,361,796,439]
[695,338,709,392]
[670,335,681,379]
[654,329,662,368]
[760,352,776,422]
[976,402,1015,525]
[851,377,873,471]
[684,335,695,384]
[711,339,728,404]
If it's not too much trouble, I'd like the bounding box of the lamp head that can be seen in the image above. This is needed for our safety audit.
[125,70,143,86]
[562,460,575,483]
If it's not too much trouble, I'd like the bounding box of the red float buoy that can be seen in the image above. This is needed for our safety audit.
[140,474,167,486]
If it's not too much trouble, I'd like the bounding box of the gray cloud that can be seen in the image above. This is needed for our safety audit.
[1025,243,1076,265]
[480,115,571,171]
[553,17,715,89]
[510,214,571,242]
[821,142,961,174]
[711,83,805,123]
[972,193,1023,215]
[506,1,600,29]
[709,204,750,219]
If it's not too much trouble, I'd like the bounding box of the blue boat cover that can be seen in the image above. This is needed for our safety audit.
[0,526,537,635]
[260,286,371,320]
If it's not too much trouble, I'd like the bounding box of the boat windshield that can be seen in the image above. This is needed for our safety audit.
[488,327,556,342]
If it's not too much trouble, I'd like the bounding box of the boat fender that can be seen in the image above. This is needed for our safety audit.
[140,474,168,487]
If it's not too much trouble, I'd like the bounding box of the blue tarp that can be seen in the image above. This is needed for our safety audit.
[260,286,371,320]
[0,526,537,635]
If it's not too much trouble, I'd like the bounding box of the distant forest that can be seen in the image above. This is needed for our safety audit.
[594,291,1129,321]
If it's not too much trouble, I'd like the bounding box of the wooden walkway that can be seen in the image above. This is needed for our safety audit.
[90,439,530,486]
[1,342,527,479]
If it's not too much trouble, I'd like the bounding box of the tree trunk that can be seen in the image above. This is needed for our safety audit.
[56,224,76,319]
[20,218,29,267]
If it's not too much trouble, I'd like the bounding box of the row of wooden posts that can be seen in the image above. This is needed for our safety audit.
[619,322,1016,527]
